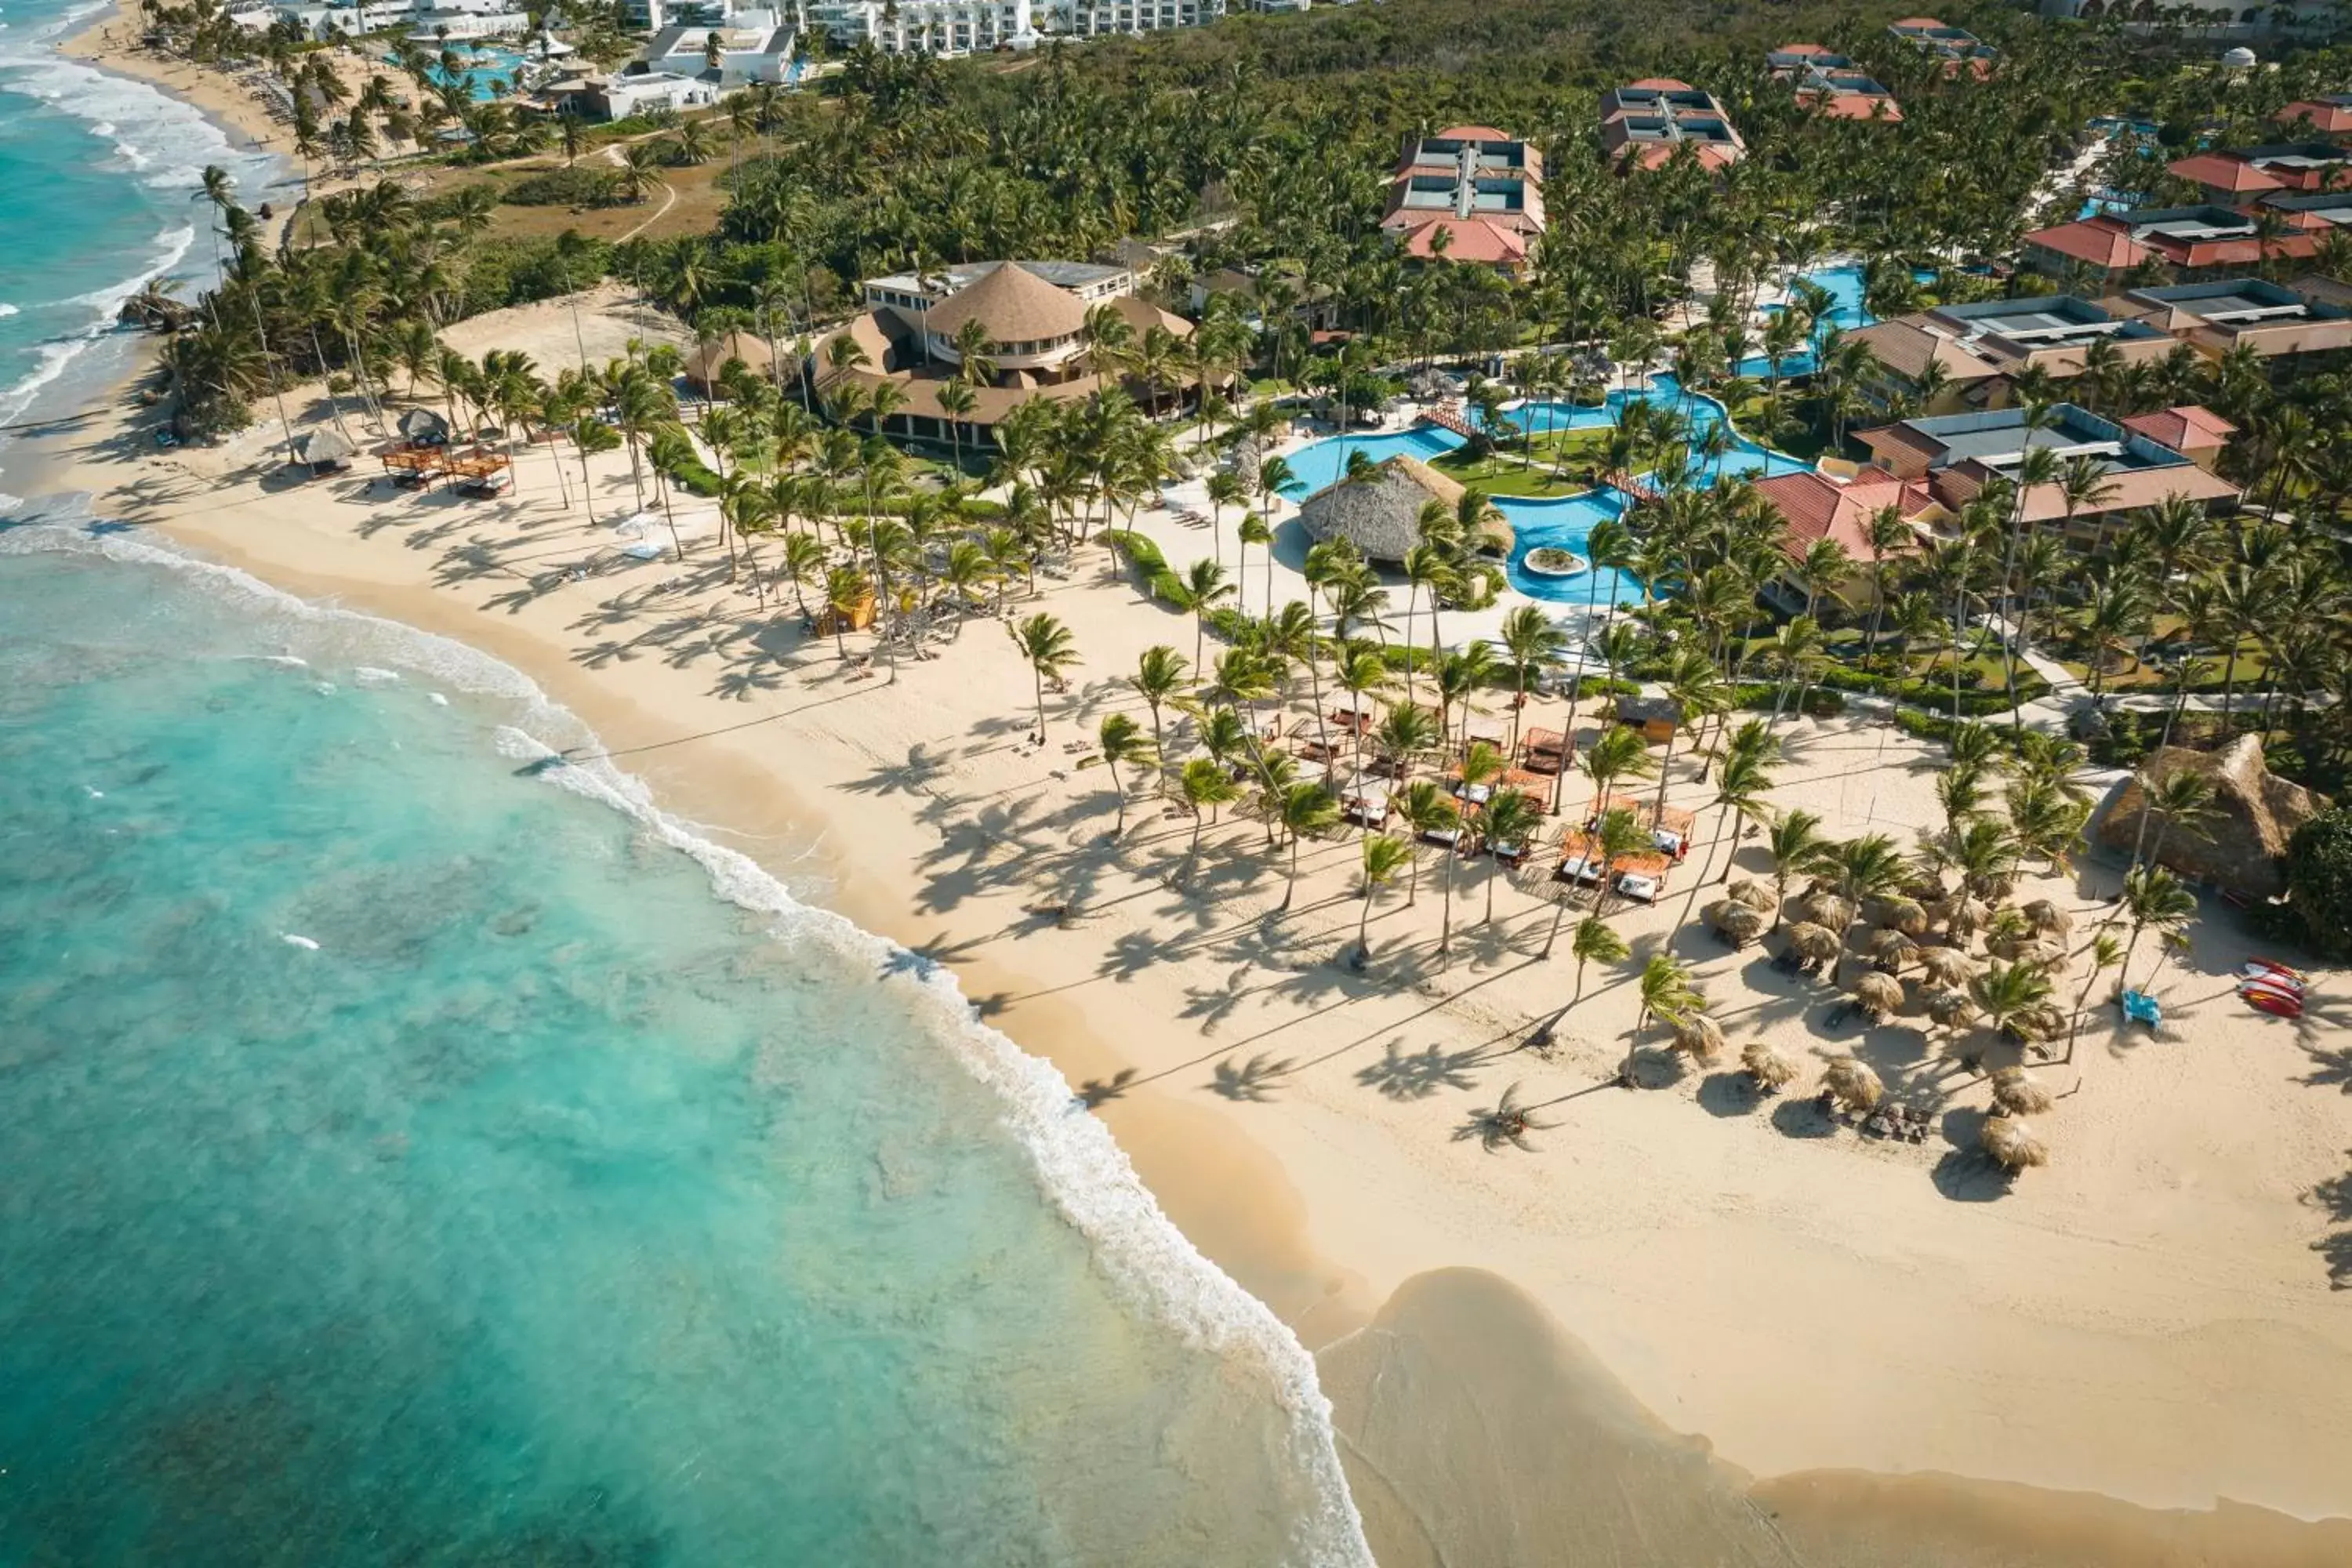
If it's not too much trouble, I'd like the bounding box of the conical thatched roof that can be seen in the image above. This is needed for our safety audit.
[1877,895,1929,936]
[1726,877,1777,913]
[922,262,1089,343]
[1670,1012,1726,1060]
[1982,1115,2050,1172]
[1709,899,1768,945]
[1991,1066,2054,1116]
[1798,892,1854,931]
[1941,895,1991,940]
[1298,455,1495,564]
[1822,1056,1883,1112]
[1918,946,1976,988]
[1852,971,1905,1017]
[292,426,355,465]
[1864,928,1918,969]
[1743,1040,1798,1088]
[1926,987,1980,1029]
[2021,898,2073,938]
[399,407,452,442]
[2096,735,2326,900]
[1784,920,1841,964]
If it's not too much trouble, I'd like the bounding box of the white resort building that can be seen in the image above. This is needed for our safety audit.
[805,0,1224,55]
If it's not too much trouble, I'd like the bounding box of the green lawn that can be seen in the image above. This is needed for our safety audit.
[1428,446,1591,499]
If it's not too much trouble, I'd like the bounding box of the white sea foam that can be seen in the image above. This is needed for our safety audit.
[0,303,19,319]
[2,514,1377,1568]
[0,224,197,426]
[281,933,319,950]
[353,666,402,686]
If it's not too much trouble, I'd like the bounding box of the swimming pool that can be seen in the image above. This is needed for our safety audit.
[1276,379,1806,606]
[1738,261,1940,379]
[394,43,528,103]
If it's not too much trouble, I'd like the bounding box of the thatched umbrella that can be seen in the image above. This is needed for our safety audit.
[1784,921,1842,967]
[1670,1012,1726,1061]
[1851,971,1905,1019]
[398,407,452,444]
[1917,946,1976,989]
[1725,877,1777,913]
[2020,898,2074,938]
[1742,1040,1798,1091]
[1926,988,1981,1032]
[1981,1115,2050,1173]
[1990,1066,2055,1116]
[1877,895,1929,936]
[1943,895,1991,941]
[1864,928,1918,971]
[1709,899,1768,946]
[2012,1003,2065,1043]
[1799,892,1855,933]
[1821,1056,1884,1113]
[2010,938,2071,974]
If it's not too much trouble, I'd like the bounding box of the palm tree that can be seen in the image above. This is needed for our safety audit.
[779,532,826,622]
[1630,952,1702,1083]
[1566,915,1629,1004]
[1276,782,1341,913]
[1497,604,1569,751]
[1479,789,1544,926]
[1095,713,1154,837]
[1398,780,1457,913]
[2063,932,2126,1065]
[2115,865,2198,992]
[1353,834,1415,961]
[1579,723,1656,818]
[1765,808,1832,928]
[1176,759,1240,884]
[1653,646,1728,821]
[2138,768,2220,872]
[1128,646,1189,795]
[1012,612,1078,740]
[1167,557,1236,669]
[1697,720,1778,887]
[822,565,870,660]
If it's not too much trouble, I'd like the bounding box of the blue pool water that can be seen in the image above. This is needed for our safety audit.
[0,0,282,497]
[1279,382,1803,605]
[402,42,528,101]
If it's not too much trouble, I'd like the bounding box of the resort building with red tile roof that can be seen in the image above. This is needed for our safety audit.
[1380,126,1544,277]
[1599,80,1744,174]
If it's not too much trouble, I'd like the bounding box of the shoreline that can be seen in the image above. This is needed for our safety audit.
[17,327,2352,1566]
[13,29,2352,1564]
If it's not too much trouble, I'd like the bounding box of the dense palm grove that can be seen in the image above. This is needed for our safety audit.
[138,0,2352,972]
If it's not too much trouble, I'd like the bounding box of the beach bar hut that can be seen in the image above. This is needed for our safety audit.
[289,426,355,476]
[815,590,877,637]
[2094,734,2325,900]
[1296,455,1512,564]
[1613,695,1682,744]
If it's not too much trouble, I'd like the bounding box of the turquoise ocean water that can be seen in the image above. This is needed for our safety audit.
[0,514,1368,1566]
[0,0,281,497]
[0,3,1370,1558]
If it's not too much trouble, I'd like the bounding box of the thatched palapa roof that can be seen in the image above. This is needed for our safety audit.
[2095,735,2327,900]
[923,262,1091,342]
[292,426,355,466]
[1298,455,1508,564]
[684,333,775,392]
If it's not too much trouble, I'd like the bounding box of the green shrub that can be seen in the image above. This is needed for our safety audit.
[2285,807,2352,960]
[1102,529,1183,602]
[503,165,615,207]
[1802,688,1846,717]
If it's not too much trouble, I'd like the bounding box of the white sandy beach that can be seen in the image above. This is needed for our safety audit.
[18,284,2352,1564]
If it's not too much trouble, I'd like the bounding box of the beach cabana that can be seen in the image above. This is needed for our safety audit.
[444,448,514,498]
[379,446,447,486]
[1519,728,1571,774]
[289,426,355,475]
[2094,734,2326,901]
[1339,773,1394,827]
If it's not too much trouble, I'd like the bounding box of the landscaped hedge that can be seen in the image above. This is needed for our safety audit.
[504,165,616,208]
[1102,529,1185,603]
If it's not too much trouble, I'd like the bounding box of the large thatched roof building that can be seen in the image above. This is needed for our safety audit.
[1296,455,1508,564]
[2096,734,2328,898]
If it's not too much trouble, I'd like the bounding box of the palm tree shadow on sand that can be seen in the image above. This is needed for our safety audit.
[1210,1051,1295,1102]
[1356,1040,1487,1101]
